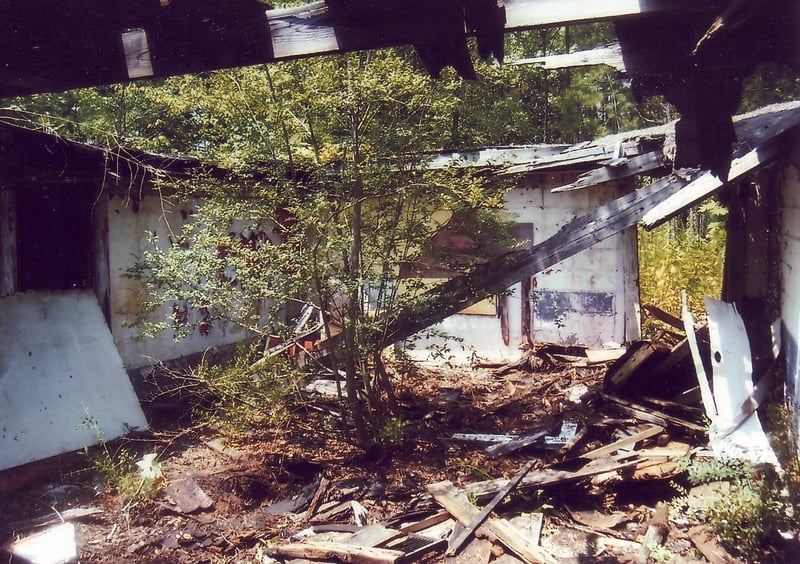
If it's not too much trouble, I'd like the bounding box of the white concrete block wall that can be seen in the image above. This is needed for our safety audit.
[408,177,640,364]
[106,194,252,370]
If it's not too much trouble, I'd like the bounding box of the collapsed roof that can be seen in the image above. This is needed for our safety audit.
[378,102,800,346]
[1,0,798,175]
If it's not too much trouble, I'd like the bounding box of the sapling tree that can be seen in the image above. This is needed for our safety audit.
[126,51,513,447]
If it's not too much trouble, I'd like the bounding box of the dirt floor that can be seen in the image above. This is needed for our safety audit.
[0,353,762,563]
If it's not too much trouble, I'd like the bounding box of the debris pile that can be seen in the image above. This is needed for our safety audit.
[0,298,783,562]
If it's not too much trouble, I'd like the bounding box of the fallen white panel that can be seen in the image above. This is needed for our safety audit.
[704,297,778,466]
[0,290,148,471]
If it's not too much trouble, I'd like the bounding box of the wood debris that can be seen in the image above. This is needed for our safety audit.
[3,295,783,563]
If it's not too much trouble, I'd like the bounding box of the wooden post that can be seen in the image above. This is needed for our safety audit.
[0,184,16,296]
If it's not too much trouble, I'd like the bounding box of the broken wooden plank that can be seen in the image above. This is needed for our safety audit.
[513,42,626,72]
[444,456,642,501]
[598,392,705,432]
[304,476,331,520]
[581,424,665,460]
[682,291,717,420]
[487,518,560,564]
[500,143,616,175]
[637,394,705,417]
[585,347,627,364]
[502,0,721,30]
[604,341,670,391]
[395,510,451,534]
[428,481,559,564]
[551,151,665,193]
[641,136,783,229]
[645,330,710,393]
[446,459,536,556]
[642,303,685,332]
[420,145,570,171]
[265,540,405,564]
[632,442,692,479]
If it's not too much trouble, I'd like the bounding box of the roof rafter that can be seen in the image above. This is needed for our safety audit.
[0,0,723,98]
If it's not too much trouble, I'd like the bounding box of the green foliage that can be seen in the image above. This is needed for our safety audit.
[2,21,678,446]
[175,345,303,435]
[739,63,800,113]
[638,205,727,334]
[378,417,408,446]
[675,457,791,559]
[75,415,164,500]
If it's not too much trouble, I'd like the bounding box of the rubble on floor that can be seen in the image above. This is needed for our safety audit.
[0,301,784,562]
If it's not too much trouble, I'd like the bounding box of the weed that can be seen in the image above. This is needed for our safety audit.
[152,343,305,437]
[647,542,675,563]
[671,455,793,560]
[75,415,164,500]
[378,416,407,446]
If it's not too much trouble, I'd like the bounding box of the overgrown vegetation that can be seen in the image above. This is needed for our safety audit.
[75,415,165,501]
[638,200,728,335]
[3,8,799,507]
[665,404,800,561]
[0,22,666,452]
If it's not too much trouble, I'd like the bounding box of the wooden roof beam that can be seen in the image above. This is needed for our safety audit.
[0,0,724,98]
